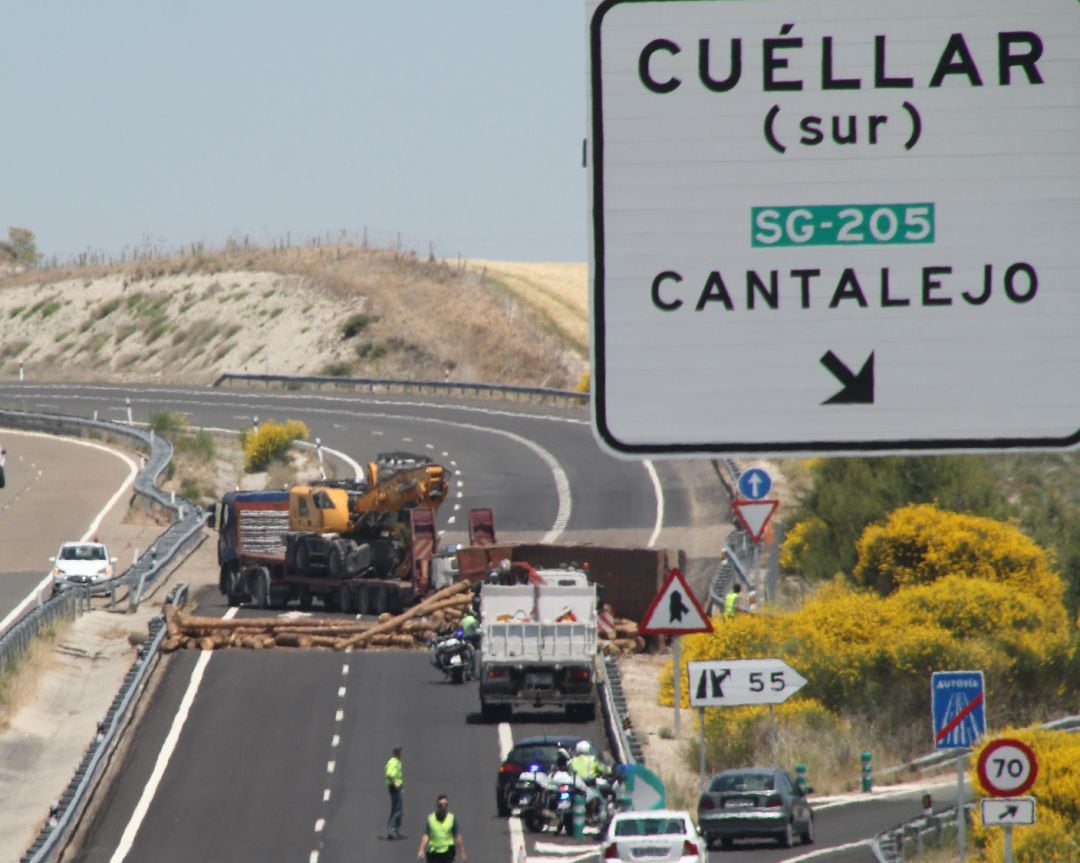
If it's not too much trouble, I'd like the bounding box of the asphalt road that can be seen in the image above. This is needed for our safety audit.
[0,430,138,627]
[2,383,947,862]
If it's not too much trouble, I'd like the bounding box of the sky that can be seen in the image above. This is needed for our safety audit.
[1,1,589,264]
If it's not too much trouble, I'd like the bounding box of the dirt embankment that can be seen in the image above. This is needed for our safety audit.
[0,247,589,390]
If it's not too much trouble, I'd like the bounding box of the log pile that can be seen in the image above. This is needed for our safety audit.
[160,582,646,655]
[598,605,646,656]
[162,582,474,652]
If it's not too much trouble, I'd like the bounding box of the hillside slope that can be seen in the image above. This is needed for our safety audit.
[0,246,588,389]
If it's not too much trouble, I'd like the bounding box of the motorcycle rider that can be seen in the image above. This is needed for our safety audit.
[568,741,612,823]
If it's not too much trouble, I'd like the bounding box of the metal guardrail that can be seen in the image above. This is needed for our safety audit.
[212,371,590,408]
[873,805,968,863]
[600,655,645,766]
[872,716,1079,862]
[0,409,203,863]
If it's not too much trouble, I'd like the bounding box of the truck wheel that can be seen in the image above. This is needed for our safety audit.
[295,540,311,573]
[329,541,348,578]
[384,585,404,615]
[369,584,386,616]
[570,702,596,722]
[253,567,270,610]
[355,586,371,616]
[338,583,354,615]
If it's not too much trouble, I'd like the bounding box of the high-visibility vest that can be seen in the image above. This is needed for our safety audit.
[426,812,456,852]
[724,592,739,618]
[461,614,478,636]
[385,756,403,788]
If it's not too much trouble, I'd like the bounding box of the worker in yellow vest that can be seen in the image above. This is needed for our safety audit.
[385,746,404,840]
[417,794,467,863]
[724,583,744,618]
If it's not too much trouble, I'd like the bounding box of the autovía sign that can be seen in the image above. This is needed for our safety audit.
[931,670,986,749]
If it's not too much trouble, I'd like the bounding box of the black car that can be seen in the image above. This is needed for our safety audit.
[496,735,601,816]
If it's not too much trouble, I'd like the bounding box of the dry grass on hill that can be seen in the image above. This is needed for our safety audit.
[0,245,589,389]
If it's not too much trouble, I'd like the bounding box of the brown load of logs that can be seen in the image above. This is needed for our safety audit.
[160,581,645,654]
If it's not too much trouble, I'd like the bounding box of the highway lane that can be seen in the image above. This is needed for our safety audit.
[0,383,695,544]
[0,430,138,629]
[74,596,609,863]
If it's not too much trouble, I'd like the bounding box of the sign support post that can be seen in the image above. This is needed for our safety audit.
[638,568,713,741]
[673,637,682,737]
[957,755,967,861]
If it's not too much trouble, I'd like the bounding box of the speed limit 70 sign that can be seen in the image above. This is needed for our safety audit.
[977,738,1039,798]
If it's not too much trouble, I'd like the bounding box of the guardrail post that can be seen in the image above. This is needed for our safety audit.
[795,763,809,795]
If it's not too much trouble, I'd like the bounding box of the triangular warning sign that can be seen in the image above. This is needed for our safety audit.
[732,499,779,543]
[639,568,713,635]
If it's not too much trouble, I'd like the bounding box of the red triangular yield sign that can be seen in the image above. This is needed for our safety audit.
[639,568,713,635]
[732,499,779,543]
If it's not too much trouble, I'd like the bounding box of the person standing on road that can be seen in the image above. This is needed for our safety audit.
[417,794,466,863]
[723,583,744,619]
[385,746,405,840]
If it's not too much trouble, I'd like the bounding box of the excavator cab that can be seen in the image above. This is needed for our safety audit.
[289,485,352,534]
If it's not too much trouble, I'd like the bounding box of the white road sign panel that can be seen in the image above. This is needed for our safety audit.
[688,658,807,706]
[980,797,1036,826]
[589,0,1080,456]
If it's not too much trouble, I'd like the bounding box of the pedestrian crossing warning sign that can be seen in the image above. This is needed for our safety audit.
[639,568,713,635]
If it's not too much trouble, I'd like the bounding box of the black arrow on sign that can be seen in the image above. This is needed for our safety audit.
[1002,805,1019,819]
[821,351,875,405]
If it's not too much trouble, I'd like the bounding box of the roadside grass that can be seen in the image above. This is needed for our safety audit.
[0,621,67,732]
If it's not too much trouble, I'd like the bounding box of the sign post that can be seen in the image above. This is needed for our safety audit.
[589,0,1080,456]
[977,739,1038,863]
[932,671,987,860]
[688,658,807,785]
[639,569,713,737]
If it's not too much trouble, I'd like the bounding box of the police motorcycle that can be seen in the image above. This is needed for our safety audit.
[428,628,475,684]
[510,762,555,833]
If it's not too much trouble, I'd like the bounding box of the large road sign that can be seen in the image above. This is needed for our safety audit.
[588,0,1080,456]
[977,738,1039,797]
[932,670,986,749]
[688,658,807,707]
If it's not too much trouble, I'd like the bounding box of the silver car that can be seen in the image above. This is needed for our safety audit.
[697,767,814,849]
[601,810,707,863]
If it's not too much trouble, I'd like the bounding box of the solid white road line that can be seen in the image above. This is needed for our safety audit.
[109,607,238,863]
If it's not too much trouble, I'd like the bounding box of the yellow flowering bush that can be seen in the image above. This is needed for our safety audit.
[241,419,310,472]
[854,504,1062,599]
[970,729,1080,862]
[779,515,828,572]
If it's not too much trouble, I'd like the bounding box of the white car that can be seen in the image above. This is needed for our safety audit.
[601,810,707,863]
[50,541,117,590]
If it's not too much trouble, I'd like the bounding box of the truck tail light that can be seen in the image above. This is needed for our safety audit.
[486,668,509,680]
[569,669,591,682]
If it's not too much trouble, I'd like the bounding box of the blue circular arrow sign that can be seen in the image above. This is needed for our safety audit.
[738,467,772,500]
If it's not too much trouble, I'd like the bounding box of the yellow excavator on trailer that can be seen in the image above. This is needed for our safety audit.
[286,457,449,581]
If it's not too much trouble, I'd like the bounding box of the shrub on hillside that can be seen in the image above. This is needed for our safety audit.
[661,507,1075,762]
[853,503,1061,597]
[241,419,309,472]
